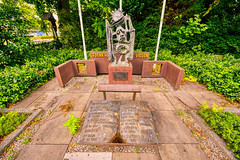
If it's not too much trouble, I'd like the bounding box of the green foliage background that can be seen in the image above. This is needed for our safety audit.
[0,0,239,107]
[199,103,240,159]
[0,111,28,139]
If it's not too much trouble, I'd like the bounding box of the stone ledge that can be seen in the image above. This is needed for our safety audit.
[190,110,237,160]
[0,109,43,154]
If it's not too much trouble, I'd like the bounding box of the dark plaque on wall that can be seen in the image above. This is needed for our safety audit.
[113,72,128,81]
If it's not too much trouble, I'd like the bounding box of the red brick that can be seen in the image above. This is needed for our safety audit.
[108,63,133,84]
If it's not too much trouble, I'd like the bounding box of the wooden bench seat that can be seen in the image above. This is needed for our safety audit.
[98,84,142,100]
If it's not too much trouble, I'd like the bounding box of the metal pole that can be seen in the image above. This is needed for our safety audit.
[154,0,167,61]
[78,0,87,60]
[120,0,122,11]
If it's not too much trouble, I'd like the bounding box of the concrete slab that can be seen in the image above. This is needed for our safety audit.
[12,92,42,109]
[69,82,96,93]
[26,92,63,111]
[141,92,160,101]
[181,81,206,92]
[56,93,91,111]
[64,152,112,160]
[36,78,63,93]
[153,111,197,144]
[165,92,187,110]
[141,85,159,93]
[174,91,200,109]
[31,111,82,145]
[159,144,208,160]
[115,92,141,101]
[188,91,230,107]
[147,100,175,111]
[16,144,68,160]
[112,153,160,160]
[141,93,175,111]
[85,93,116,111]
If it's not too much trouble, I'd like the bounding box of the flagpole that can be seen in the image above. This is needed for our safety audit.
[78,0,87,60]
[155,0,167,61]
[120,0,122,11]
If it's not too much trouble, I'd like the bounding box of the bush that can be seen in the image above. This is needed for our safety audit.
[0,49,84,108]
[159,51,240,102]
[198,103,240,159]
[0,111,28,139]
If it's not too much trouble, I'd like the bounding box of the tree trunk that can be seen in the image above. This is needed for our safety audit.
[56,0,71,29]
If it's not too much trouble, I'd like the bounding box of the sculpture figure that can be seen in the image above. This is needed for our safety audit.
[106,9,135,66]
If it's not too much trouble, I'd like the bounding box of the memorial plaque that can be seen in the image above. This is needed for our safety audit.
[113,72,128,81]
[120,101,157,144]
[78,101,118,143]
[78,100,158,144]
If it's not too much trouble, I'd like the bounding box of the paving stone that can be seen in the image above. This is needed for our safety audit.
[165,92,187,110]
[89,92,116,101]
[153,111,197,144]
[12,92,42,109]
[56,93,91,111]
[188,91,231,107]
[141,92,160,101]
[32,111,82,145]
[181,81,206,92]
[141,85,159,93]
[64,152,112,160]
[159,144,208,160]
[26,92,64,111]
[85,92,116,111]
[69,82,96,93]
[112,153,160,160]
[16,144,68,160]
[173,90,200,109]
[141,93,175,111]
[36,78,65,93]
[116,92,141,101]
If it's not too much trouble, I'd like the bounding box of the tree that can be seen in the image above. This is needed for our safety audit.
[0,0,30,67]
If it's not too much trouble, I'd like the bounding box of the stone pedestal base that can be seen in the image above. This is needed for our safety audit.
[108,63,132,84]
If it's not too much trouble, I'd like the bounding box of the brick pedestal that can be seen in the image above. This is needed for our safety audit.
[108,63,132,84]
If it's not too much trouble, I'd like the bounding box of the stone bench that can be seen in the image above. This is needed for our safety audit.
[98,84,141,100]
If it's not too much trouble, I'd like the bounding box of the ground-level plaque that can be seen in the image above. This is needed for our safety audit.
[78,100,158,144]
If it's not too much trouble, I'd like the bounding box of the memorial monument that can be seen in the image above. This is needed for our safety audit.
[106,9,135,84]
[106,9,135,66]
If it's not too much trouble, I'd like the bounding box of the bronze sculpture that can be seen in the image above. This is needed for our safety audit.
[106,9,135,66]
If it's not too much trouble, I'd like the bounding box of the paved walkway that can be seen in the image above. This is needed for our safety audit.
[11,75,235,160]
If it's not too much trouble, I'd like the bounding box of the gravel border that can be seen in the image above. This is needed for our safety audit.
[189,110,237,160]
[0,108,43,154]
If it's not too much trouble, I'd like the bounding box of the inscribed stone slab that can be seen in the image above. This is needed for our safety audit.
[78,100,158,144]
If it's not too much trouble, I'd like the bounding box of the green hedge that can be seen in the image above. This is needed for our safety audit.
[0,48,239,108]
[0,111,28,139]
[158,51,240,102]
[199,103,240,159]
[0,49,84,108]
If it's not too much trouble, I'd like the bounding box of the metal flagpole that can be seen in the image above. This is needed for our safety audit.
[120,0,122,11]
[78,0,87,60]
[154,0,167,61]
